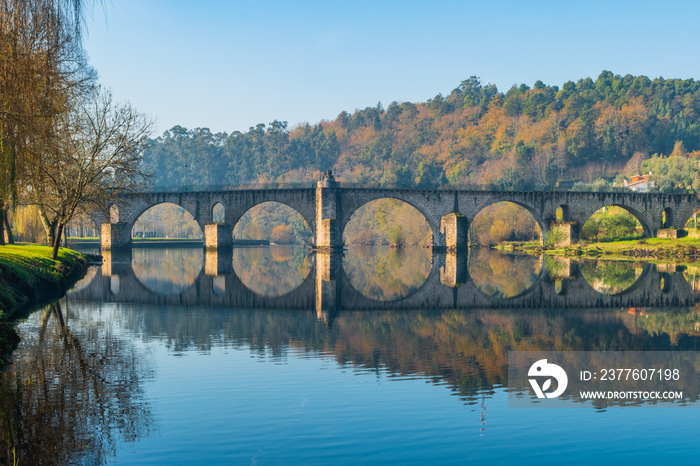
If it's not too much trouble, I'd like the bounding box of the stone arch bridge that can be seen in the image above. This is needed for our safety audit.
[91,178,700,249]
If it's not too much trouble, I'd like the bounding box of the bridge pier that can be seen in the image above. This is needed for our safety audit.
[440,213,468,252]
[205,224,232,250]
[315,174,343,250]
[547,222,577,247]
[101,223,132,249]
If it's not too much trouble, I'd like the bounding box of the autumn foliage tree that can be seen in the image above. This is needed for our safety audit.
[270,225,295,244]
[142,72,700,195]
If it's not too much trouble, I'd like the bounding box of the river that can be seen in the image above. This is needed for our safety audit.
[0,246,698,464]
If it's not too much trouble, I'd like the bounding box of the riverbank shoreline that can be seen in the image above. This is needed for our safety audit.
[500,237,700,260]
[0,245,91,369]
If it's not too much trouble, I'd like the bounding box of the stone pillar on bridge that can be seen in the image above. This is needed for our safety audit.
[440,213,468,252]
[315,252,341,325]
[547,222,577,247]
[205,224,232,250]
[315,171,342,250]
[101,223,132,249]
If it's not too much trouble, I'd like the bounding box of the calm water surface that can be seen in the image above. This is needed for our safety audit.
[1,246,699,465]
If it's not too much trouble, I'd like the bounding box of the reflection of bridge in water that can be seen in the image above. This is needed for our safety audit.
[70,249,700,320]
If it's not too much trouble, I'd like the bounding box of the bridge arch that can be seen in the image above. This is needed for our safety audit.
[343,198,432,246]
[118,196,205,236]
[341,247,432,301]
[469,200,545,245]
[110,204,120,223]
[231,201,313,244]
[212,202,225,223]
[578,204,651,239]
[131,247,205,295]
[339,191,442,248]
[130,201,204,239]
[556,205,569,222]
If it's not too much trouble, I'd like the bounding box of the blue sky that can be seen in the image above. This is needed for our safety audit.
[84,0,700,136]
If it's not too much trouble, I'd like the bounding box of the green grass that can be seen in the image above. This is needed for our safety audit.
[541,236,700,260]
[0,245,87,313]
[0,244,90,370]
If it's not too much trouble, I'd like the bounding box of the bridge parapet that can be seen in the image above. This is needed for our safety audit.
[94,187,700,249]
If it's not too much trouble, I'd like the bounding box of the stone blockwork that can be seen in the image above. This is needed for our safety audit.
[101,223,131,249]
[657,228,680,239]
[205,224,232,249]
[548,222,575,247]
[96,187,700,249]
[440,213,468,252]
[315,179,341,249]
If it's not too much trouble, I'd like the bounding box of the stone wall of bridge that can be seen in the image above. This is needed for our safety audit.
[94,186,700,249]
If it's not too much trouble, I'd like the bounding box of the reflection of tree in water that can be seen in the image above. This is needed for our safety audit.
[114,304,700,403]
[469,249,540,298]
[232,246,312,296]
[580,260,643,294]
[343,246,431,301]
[0,301,154,465]
[131,247,204,295]
[683,266,700,293]
[626,307,700,342]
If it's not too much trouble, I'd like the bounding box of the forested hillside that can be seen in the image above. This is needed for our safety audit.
[143,71,700,192]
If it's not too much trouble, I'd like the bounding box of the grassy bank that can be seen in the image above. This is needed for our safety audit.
[0,245,91,369]
[545,237,700,260]
[500,237,700,260]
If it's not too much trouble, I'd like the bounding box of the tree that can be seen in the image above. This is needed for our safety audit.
[0,0,97,245]
[270,225,295,244]
[24,89,153,258]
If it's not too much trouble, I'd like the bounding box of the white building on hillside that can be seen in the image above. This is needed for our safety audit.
[624,173,654,192]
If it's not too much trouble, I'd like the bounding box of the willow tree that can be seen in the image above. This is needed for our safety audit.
[0,0,95,245]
